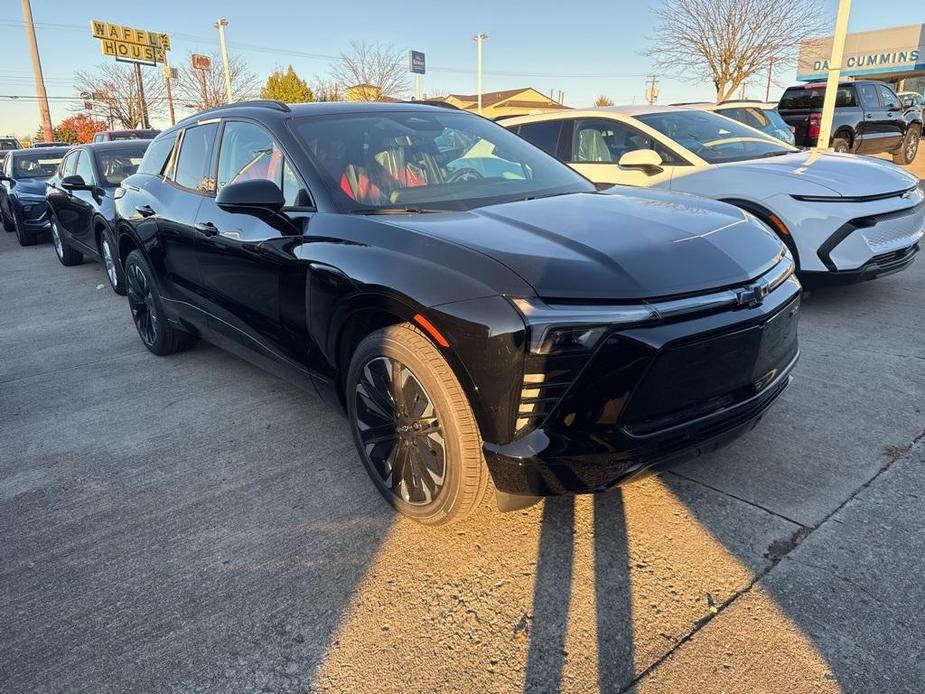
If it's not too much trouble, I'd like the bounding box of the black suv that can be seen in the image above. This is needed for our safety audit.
[114,100,800,524]
[778,80,922,163]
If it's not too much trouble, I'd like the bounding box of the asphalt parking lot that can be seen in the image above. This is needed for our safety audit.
[2,204,924,692]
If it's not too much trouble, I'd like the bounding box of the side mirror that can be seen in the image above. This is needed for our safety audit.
[216,179,285,214]
[61,174,90,191]
[618,149,664,175]
[901,96,914,109]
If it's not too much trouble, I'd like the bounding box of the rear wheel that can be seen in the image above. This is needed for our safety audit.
[51,218,83,265]
[99,229,126,295]
[893,127,920,165]
[125,249,195,356]
[347,323,490,525]
[832,137,850,154]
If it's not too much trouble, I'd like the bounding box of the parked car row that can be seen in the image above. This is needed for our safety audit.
[4,98,922,526]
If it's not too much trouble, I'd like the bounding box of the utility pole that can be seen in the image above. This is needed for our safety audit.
[644,74,660,105]
[474,33,488,114]
[163,61,176,126]
[20,0,53,142]
[765,58,775,102]
[215,18,233,104]
[815,0,851,151]
[133,62,150,129]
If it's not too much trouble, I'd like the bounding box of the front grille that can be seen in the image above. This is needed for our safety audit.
[621,296,799,433]
[870,244,918,270]
[859,204,925,251]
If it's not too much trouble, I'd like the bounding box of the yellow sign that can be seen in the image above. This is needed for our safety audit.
[100,38,167,65]
[90,19,171,59]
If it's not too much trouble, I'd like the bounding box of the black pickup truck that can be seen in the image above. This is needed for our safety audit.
[778,80,922,164]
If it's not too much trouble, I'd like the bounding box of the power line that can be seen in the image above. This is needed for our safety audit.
[0,18,652,80]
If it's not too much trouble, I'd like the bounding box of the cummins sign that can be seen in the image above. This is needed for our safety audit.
[797,24,925,81]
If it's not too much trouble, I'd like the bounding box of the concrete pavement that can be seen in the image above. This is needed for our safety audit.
[1,211,924,692]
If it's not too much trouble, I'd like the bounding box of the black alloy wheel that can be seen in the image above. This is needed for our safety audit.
[347,324,490,525]
[354,355,447,506]
[124,249,194,356]
[126,260,159,348]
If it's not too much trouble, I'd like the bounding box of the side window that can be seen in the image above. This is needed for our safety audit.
[569,118,685,165]
[281,159,311,207]
[217,121,310,207]
[857,84,880,110]
[517,121,562,156]
[878,85,900,110]
[61,151,78,177]
[835,88,857,107]
[75,151,95,185]
[138,132,178,176]
[173,123,218,192]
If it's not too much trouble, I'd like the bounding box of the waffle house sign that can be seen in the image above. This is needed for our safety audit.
[90,20,170,66]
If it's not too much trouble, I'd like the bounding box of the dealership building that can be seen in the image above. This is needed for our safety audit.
[797,24,925,94]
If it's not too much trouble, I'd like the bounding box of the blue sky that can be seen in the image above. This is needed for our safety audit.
[0,0,920,136]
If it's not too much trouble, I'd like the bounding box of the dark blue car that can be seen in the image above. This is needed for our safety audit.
[0,146,69,246]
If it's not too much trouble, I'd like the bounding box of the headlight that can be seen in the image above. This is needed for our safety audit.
[512,298,656,355]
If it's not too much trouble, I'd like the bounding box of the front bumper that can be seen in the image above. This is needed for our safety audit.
[802,242,919,286]
[483,283,801,497]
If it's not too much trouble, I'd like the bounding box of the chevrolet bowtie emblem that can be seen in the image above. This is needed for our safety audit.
[734,278,771,308]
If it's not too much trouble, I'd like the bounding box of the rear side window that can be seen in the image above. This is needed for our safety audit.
[856,84,879,109]
[138,132,178,176]
[173,123,218,192]
[779,87,857,110]
[517,120,562,156]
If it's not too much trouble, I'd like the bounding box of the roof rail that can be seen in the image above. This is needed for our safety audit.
[176,99,291,126]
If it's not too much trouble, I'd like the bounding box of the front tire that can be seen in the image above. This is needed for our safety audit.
[51,218,83,265]
[347,323,490,525]
[892,127,920,165]
[13,213,37,247]
[125,249,195,356]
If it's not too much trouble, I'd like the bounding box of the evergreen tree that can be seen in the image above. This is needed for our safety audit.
[261,66,314,103]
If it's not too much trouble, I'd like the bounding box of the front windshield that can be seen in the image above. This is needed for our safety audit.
[0,139,19,151]
[636,110,796,164]
[292,110,592,211]
[12,152,65,179]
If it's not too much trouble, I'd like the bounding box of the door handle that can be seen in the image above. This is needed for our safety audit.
[194,221,219,236]
[136,204,155,217]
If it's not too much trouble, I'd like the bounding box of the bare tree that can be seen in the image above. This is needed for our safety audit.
[74,63,166,128]
[647,0,829,101]
[174,52,258,111]
[330,42,410,101]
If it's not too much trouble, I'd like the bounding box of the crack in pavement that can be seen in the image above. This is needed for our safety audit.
[623,427,925,692]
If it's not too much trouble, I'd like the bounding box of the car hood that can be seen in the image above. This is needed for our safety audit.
[12,178,50,196]
[380,189,784,301]
[717,151,918,197]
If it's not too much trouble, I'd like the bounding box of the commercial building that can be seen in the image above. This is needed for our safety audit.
[797,24,925,93]
[442,88,568,118]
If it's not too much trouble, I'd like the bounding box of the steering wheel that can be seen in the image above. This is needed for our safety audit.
[446,168,483,183]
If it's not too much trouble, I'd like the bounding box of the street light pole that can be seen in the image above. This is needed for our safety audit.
[20,0,53,142]
[473,33,488,115]
[815,0,852,151]
[215,18,233,104]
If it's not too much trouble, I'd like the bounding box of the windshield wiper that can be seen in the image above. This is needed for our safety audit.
[755,150,790,159]
[522,191,580,202]
[351,207,448,215]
